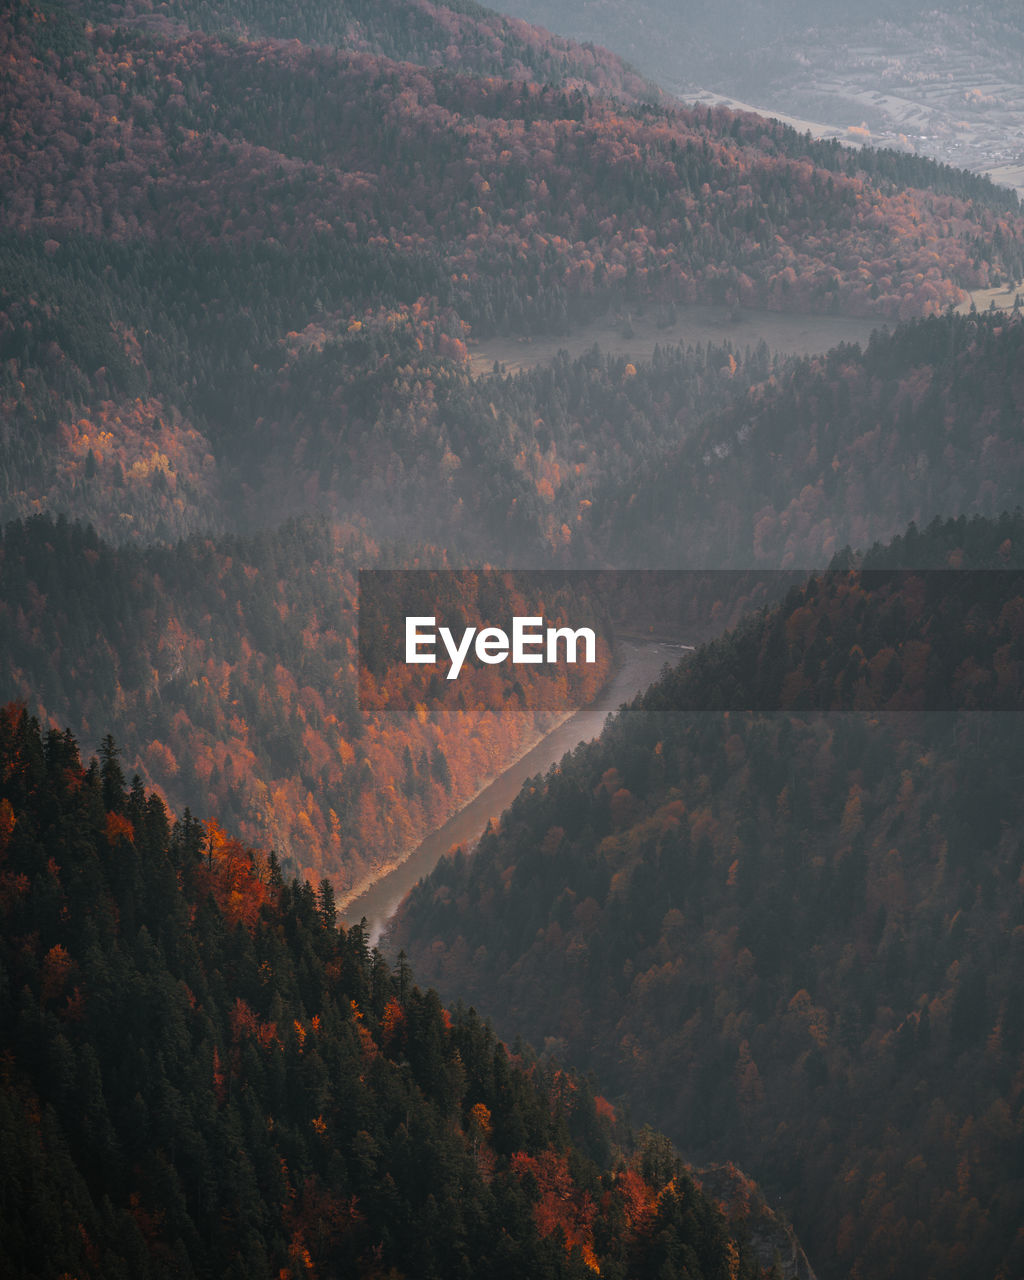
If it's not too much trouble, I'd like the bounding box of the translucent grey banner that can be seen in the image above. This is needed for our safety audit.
[357,568,1024,713]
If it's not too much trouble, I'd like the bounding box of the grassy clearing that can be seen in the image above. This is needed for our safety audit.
[469,304,883,377]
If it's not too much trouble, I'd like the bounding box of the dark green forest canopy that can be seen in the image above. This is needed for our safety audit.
[0,705,788,1279]
[392,513,1024,1280]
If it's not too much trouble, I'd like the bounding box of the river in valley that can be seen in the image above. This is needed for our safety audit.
[343,637,683,945]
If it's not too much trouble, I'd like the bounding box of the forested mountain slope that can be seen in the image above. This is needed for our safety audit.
[579,312,1024,567]
[0,517,614,895]
[0,705,807,1279]
[393,514,1024,1280]
[3,1,1023,548]
[82,0,661,99]
[5,310,1024,894]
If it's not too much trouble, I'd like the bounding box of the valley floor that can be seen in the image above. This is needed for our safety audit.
[470,304,882,377]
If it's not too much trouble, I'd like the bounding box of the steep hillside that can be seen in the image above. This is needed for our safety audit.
[0,704,797,1280]
[579,312,1024,567]
[393,514,1024,1280]
[0,517,610,893]
[82,0,661,99]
